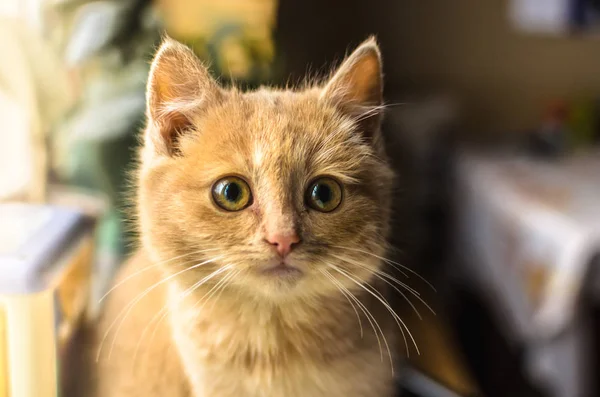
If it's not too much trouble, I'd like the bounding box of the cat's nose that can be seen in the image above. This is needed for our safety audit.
[266,232,301,258]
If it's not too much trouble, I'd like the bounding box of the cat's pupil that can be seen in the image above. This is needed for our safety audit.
[224,183,241,202]
[313,184,331,204]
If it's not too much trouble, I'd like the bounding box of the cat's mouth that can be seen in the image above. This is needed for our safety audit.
[260,262,303,279]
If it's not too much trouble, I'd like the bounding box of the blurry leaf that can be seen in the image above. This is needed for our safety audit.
[64,1,127,65]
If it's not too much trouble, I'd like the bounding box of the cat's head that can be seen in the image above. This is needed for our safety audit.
[138,37,394,301]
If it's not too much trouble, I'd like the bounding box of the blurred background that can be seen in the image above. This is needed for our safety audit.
[1,0,600,396]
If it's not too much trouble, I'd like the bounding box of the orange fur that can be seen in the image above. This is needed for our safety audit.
[88,36,398,396]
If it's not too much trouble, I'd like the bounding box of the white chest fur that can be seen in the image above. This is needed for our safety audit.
[168,284,395,397]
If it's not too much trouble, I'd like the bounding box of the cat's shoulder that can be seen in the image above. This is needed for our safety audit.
[89,249,191,396]
[100,249,164,328]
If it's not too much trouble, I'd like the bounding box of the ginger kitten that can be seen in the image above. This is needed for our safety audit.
[90,36,400,397]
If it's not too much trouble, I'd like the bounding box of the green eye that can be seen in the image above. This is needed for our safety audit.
[306,177,343,212]
[212,176,252,211]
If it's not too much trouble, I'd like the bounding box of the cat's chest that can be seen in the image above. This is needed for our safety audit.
[180,358,392,397]
[166,285,395,397]
[171,323,392,397]
[169,300,336,371]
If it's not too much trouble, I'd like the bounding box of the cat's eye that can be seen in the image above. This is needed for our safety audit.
[306,177,343,212]
[212,176,253,211]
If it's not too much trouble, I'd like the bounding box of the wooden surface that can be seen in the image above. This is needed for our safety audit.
[0,306,8,397]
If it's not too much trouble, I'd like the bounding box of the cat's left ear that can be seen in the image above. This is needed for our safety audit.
[145,37,223,156]
[321,37,383,138]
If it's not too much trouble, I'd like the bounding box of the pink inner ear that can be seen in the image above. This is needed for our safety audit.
[153,109,190,155]
[320,41,383,142]
[342,55,382,107]
[323,40,383,109]
[146,39,222,156]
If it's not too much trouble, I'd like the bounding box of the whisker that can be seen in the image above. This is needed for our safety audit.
[148,266,236,350]
[353,103,405,123]
[326,270,395,376]
[334,255,422,321]
[376,271,436,316]
[329,263,409,355]
[206,269,240,312]
[322,268,385,365]
[332,254,436,318]
[333,245,436,291]
[327,264,394,375]
[132,265,232,367]
[332,254,418,296]
[189,268,238,315]
[319,268,363,338]
[378,272,420,297]
[179,268,240,336]
[328,263,419,357]
[96,255,224,362]
[99,248,221,302]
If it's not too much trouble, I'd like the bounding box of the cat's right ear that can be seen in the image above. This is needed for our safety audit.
[146,38,222,156]
[321,37,384,143]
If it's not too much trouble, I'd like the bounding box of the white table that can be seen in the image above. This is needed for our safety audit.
[454,149,600,397]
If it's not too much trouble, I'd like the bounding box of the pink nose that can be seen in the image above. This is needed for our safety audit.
[266,233,300,258]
